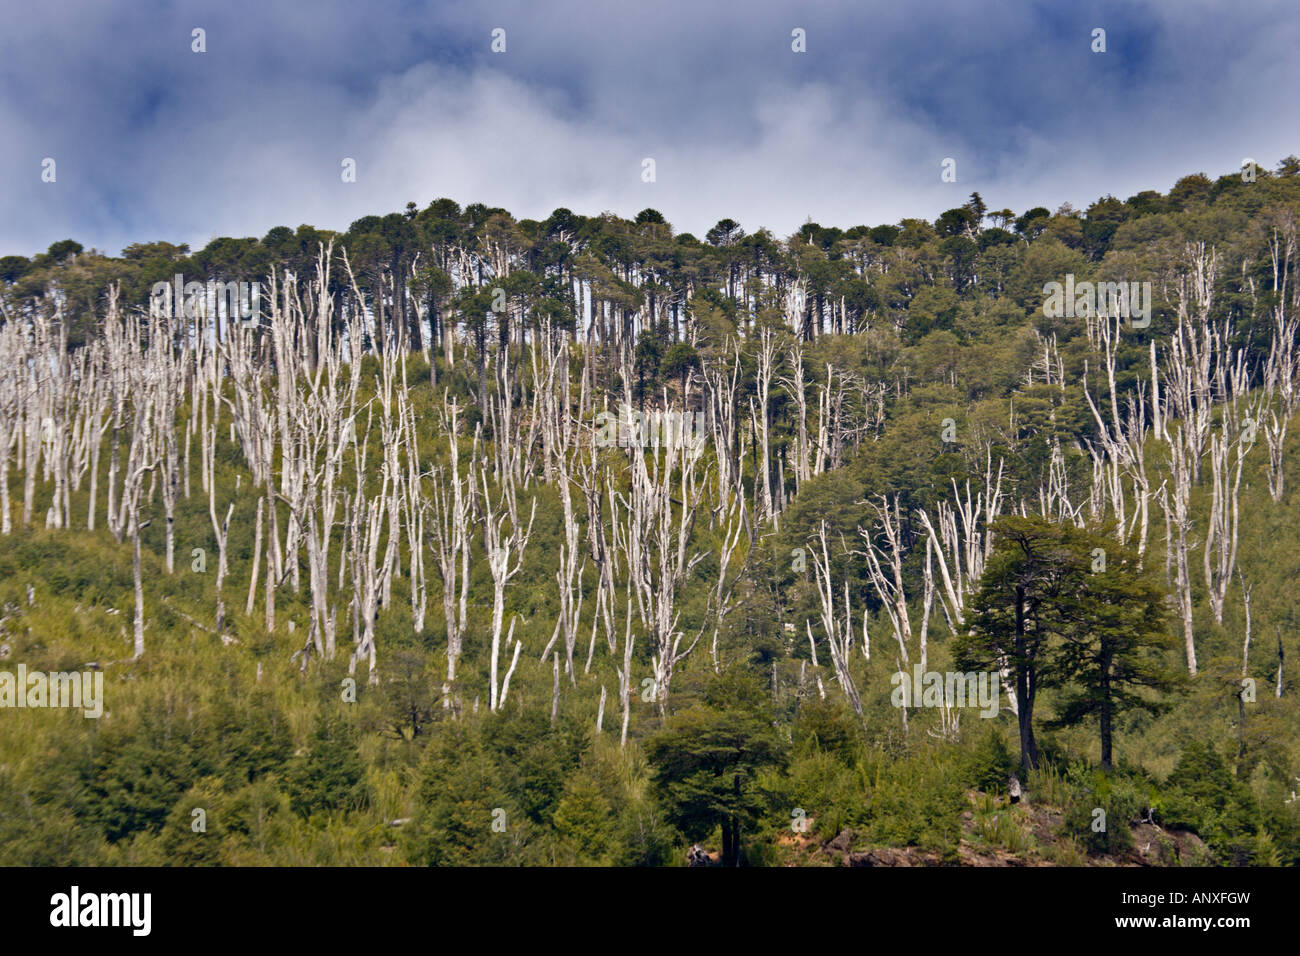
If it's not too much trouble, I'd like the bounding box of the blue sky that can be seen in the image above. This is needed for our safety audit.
[2,0,1297,256]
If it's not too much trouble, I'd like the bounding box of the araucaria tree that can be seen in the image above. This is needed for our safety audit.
[958,516,1081,772]
[1044,530,1181,770]
[960,516,1179,772]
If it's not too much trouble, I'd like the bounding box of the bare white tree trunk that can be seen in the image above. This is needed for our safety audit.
[1159,432,1197,675]
[809,520,863,715]
[482,467,535,711]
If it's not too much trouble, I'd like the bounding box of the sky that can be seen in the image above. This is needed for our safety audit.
[2,0,1298,257]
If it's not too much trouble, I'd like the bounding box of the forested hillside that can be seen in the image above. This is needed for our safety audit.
[1,160,1298,866]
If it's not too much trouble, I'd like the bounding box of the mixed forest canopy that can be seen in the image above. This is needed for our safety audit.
[0,158,1299,866]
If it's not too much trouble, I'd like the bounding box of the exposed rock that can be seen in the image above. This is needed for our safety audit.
[824,829,854,855]
[686,844,712,867]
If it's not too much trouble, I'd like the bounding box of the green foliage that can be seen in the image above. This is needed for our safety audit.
[1058,763,1142,855]
[284,714,368,819]
[856,749,965,859]
[645,669,786,865]
[963,727,1016,796]
[402,719,514,866]
[1161,742,1259,863]
[4,162,1300,868]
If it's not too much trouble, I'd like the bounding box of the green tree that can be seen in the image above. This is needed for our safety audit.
[403,720,513,866]
[553,772,614,863]
[1046,531,1180,769]
[284,714,367,818]
[661,341,701,399]
[645,670,786,866]
[957,516,1090,771]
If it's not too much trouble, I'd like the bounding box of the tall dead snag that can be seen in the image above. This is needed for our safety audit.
[815,363,865,474]
[1264,404,1288,503]
[708,490,746,673]
[347,413,390,687]
[700,344,750,673]
[0,318,25,534]
[1121,388,1154,561]
[266,270,299,596]
[102,295,138,542]
[1263,217,1299,501]
[486,349,528,497]
[1149,339,1165,442]
[97,303,165,657]
[1082,313,1154,560]
[1164,242,1222,482]
[527,322,563,483]
[749,319,779,525]
[20,304,53,528]
[524,320,570,486]
[428,397,475,704]
[36,317,75,531]
[917,456,1018,716]
[577,403,619,667]
[809,520,863,715]
[122,362,159,660]
[481,463,535,712]
[918,457,1004,635]
[704,337,746,524]
[1038,438,1083,526]
[617,601,634,748]
[221,308,278,626]
[398,390,427,634]
[1203,423,1244,625]
[780,336,812,493]
[1159,427,1198,674]
[859,495,919,669]
[285,244,358,665]
[205,425,235,633]
[73,339,112,533]
[150,307,184,574]
[616,402,707,715]
[535,326,586,681]
[373,345,407,612]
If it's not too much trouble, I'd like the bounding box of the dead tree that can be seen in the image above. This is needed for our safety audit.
[859,495,917,668]
[205,425,235,632]
[428,396,476,703]
[347,446,390,687]
[809,520,864,715]
[1158,429,1198,674]
[122,389,159,659]
[1164,242,1222,482]
[615,400,707,715]
[1263,218,1299,501]
[780,337,812,491]
[1203,424,1244,625]
[704,337,746,525]
[481,463,535,712]
[0,318,25,534]
[918,460,1003,635]
[536,327,587,681]
[749,321,779,524]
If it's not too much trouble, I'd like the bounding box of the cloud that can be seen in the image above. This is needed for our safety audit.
[0,0,1296,256]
